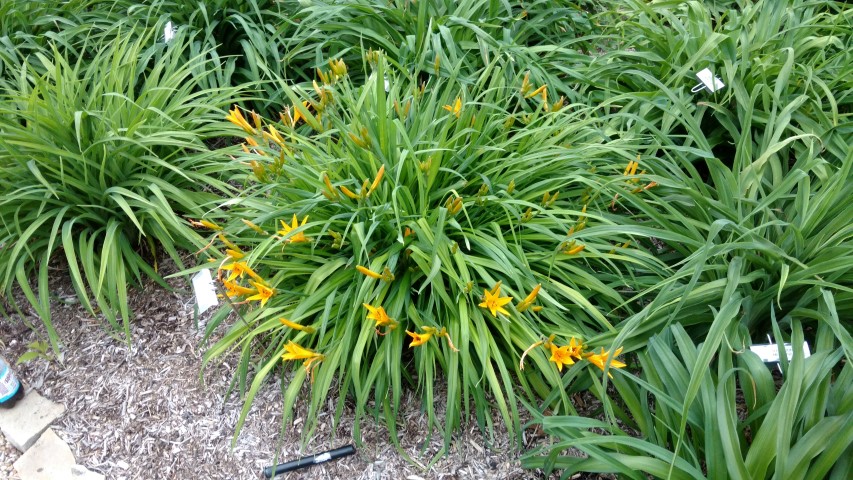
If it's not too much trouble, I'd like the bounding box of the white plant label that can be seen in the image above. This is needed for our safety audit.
[749,341,810,363]
[191,269,218,314]
[691,67,725,93]
[164,21,176,43]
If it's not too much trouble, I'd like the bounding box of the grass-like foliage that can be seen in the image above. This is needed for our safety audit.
[523,309,852,480]
[195,55,661,448]
[521,0,852,476]
[0,25,239,348]
[577,0,853,347]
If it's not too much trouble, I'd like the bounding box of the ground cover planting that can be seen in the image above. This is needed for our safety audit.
[1,0,850,478]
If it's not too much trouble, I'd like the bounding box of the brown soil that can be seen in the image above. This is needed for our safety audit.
[0,258,593,479]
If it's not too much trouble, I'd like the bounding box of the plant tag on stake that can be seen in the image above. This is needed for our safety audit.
[691,67,725,93]
[750,336,810,371]
[191,269,218,314]
[164,21,176,43]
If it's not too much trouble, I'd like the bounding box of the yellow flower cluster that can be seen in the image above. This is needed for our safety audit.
[521,335,627,379]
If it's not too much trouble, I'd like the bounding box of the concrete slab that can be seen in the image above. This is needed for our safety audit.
[13,428,76,480]
[0,388,66,451]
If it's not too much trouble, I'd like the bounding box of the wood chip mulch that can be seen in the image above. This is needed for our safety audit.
[0,264,583,479]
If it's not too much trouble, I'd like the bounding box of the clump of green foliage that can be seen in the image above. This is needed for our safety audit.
[0,24,240,347]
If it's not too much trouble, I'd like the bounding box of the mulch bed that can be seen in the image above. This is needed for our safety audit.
[0,257,594,479]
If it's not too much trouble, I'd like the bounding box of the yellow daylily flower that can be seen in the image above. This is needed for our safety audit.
[565,244,586,255]
[279,318,316,334]
[225,106,255,135]
[221,280,256,298]
[362,303,398,332]
[549,343,575,372]
[339,185,360,199]
[225,248,244,260]
[264,125,285,147]
[567,337,584,360]
[218,234,241,252]
[329,58,347,78]
[406,329,433,347]
[219,261,260,283]
[281,341,325,380]
[443,97,462,118]
[478,281,513,318]
[520,71,531,95]
[278,214,311,243]
[188,219,223,230]
[241,219,268,235]
[246,281,275,307]
[585,346,627,378]
[281,341,321,361]
[525,84,547,99]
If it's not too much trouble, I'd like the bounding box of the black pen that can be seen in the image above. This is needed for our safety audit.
[263,445,356,478]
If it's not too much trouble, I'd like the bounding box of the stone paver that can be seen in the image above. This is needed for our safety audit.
[13,428,76,480]
[0,388,66,451]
